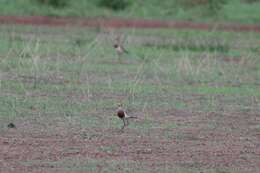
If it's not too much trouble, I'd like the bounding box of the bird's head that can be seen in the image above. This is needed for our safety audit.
[117,103,123,108]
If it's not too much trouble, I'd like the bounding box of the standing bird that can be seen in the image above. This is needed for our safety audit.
[114,44,129,63]
[116,103,137,130]
[114,33,128,63]
[114,44,129,55]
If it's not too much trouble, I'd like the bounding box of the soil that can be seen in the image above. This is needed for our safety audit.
[0,111,259,173]
[0,16,260,32]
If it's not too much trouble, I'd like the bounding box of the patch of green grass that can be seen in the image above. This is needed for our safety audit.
[0,24,259,120]
[178,85,260,96]
[0,0,260,24]
[144,43,229,53]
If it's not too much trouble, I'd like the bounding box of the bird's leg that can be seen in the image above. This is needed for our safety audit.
[126,118,129,126]
[121,118,126,130]
[117,54,122,64]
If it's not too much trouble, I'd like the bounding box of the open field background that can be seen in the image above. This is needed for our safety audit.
[0,24,259,172]
[1,0,260,24]
[1,1,260,172]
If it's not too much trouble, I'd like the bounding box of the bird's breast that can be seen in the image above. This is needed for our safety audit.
[117,110,125,118]
[117,47,123,52]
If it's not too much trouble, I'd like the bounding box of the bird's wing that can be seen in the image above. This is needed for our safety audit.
[124,111,130,118]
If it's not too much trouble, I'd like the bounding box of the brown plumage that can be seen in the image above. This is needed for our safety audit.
[116,103,136,129]
[114,34,128,63]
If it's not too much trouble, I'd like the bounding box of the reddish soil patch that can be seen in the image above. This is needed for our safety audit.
[222,56,242,64]
[0,111,259,173]
[1,16,260,32]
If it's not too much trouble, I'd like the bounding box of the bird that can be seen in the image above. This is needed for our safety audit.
[116,103,137,130]
[7,123,16,128]
[114,43,129,63]
[113,33,129,63]
[114,44,129,55]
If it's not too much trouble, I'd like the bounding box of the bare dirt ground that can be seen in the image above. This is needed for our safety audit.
[1,16,260,32]
[1,110,259,172]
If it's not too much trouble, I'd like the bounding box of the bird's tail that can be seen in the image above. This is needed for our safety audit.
[124,112,137,119]
[126,114,137,119]
[129,116,137,118]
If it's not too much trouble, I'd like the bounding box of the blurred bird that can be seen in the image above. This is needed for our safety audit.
[114,44,129,55]
[116,103,137,130]
[7,123,16,128]
[114,34,129,63]
[114,43,129,63]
